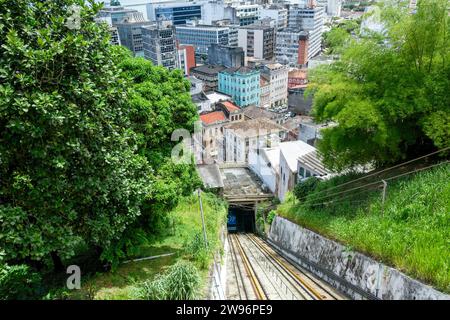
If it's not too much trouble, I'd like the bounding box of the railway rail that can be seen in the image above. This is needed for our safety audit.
[227,233,346,300]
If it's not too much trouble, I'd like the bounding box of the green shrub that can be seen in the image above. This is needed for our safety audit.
[136,260,200,300]
[184,232,212,270]
[267,210,277,226]
[0,263,42,300]
[293,177,320,202]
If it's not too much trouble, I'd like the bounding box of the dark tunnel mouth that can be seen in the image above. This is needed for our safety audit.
[227,205,255,233]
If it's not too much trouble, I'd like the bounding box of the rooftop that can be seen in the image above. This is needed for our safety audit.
[221,101,241,113]
[225,118,285,138]
[289,68,308,78]
[200,111,227,125]
[221,166,273,201]
[279,140,316,172]
[197,164,224,189]
[297,150,331,177]
[205,91,232,104]
[191,64,226,75]
[191,92,209,103]
[221,66,258,75]
[243,105,277,120]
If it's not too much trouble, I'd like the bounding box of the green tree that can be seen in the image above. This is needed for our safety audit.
[309,0,450,170]
[0,0,152,267]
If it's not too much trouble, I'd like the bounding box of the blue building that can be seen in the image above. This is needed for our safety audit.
[218,67,260,108]
[147,1,202,26]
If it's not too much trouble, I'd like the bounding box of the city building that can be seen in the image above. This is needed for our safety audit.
[141,20,178,69]
[175,22,230,55]
[259,75,271,109]
[178,44,196,75]
[297,149,332,182]
[202,2,261,26]
[242,105,284,125]
[260,5,288,30]
[116,12,153,57]
[276,29,310,66]
[190,65,226,92]
[207,44,245,68]
[278,140,316,201]
[238,24,275,60]
[95,16,121,46]
[98,1,138,25]
[288,68,308,88]
[224,118,287,163]
[146,1,203,26]
[288,85,313,115]
[260,63,289,108]
[287,4,325,59]
[218,67,260,108]
[298,117,336,146]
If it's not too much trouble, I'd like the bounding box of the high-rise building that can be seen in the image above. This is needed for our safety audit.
[238,23,275,60]
[98,1,138,25]
[276,29,310,66]
[207,44,245,68]
[116,12,153,57]
[142,20,178,70]
[287,4,324,59]
[175,22,230,55]
[260,5,288,30]
[146,1,203,26]
[202,2,261,26]
[95,15,122,46]
[218,67,260,108]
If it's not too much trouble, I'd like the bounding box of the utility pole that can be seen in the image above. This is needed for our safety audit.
[198,189,208,248]
[381,180,387,216]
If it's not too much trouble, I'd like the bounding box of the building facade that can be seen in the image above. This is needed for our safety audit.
[146,1,203,25]
[287,5,324,59]
[175,23,230,55]
[190,65,226,92]
[260,63,289,108]
[218,67,260,108]
[142,20,178,69]
[178,44,196,75]
[207,44,245,68]
[238,24,275,60]
[276,29,309,66]
[116,12,153,57]
[260,5,288,30]
[224,118,286,164]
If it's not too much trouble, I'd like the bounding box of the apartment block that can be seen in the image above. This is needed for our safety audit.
[218,67,260,108]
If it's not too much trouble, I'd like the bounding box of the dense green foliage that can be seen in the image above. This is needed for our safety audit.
[136,260,201,300]
[279,164,450,292]
[309,0,450,170]
[0,0,201,282]
[0,253,42,300]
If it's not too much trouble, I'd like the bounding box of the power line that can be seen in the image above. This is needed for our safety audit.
[295,147,450,203]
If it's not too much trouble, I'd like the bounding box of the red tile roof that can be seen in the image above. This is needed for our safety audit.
[200,111,227,125]
[221,101,240,113]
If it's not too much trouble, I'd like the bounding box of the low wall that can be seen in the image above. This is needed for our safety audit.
[268,216,449,300]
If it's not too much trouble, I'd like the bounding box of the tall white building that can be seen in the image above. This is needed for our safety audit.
[238,24,276,61]
[260,5,288,30]
[260,63,289,108]
[288,4,325,59]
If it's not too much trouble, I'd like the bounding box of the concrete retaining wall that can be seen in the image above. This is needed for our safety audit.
[268,216,449,300]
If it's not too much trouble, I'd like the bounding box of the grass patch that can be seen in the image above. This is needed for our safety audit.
[277,164,450,293]
[62,192,227,300]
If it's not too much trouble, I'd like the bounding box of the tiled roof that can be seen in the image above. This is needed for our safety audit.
[243,105,276,120]
[200,111,227,125]
[224,118,285,137]
[221,66,257,75]
[221,101,240,113]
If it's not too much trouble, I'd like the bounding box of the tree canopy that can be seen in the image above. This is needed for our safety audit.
[309,0,450,170]
[0,0,200,268]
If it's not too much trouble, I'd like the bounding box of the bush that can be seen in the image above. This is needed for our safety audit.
[293,177,320,202]
[184,232,212,270]
[0,263,42,300]
[267,210,277,226]
[136,260,200,300]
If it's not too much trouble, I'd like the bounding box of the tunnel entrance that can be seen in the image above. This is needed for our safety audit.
[227,205,255,233]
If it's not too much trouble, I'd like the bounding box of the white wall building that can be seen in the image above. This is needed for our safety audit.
[278,140,316,201]
[224,118,286,164]
[260,6,288,30]
[261,63,289,108]
[248,146,280,194]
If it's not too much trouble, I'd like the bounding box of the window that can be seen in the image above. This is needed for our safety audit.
[299,167,305,178]
[305,170,311,178]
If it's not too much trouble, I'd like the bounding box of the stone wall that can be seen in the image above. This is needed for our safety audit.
[268,216,449,300]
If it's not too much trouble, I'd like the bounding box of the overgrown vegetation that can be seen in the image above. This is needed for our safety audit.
[309,0,450,170]
[279,164,450,293]
[64,193,227,300]
[0,0,204,299]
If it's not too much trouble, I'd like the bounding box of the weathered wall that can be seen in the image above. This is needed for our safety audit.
[268,216,450,300]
